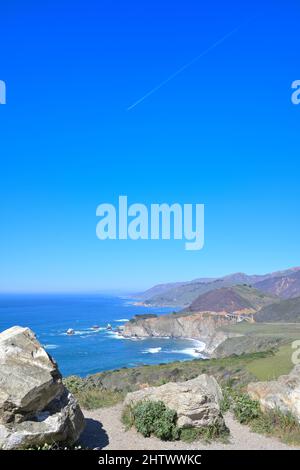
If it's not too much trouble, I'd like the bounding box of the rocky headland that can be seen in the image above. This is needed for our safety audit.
[124,282,300,356]
[123,311,237,355]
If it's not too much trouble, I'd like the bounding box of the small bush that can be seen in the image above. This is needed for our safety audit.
[152,409,180,441]
[251,409,300,446]
[232,393,261,424]
[63,375,85,394]
[221,386,300,445]
[121,405,135,430]
[220,386,234,414]
[124,400,229,443]
[75,389,124,410]
[64,376,124,410]
[180,427,200,443]
[180,423,229,443]
[128,400,179,441]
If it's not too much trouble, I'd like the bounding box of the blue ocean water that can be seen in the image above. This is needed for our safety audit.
[0,295,204,377]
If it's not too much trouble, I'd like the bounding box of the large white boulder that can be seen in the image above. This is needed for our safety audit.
[0,326,85,449]
[124,374,225,429]
[248,365,300,423]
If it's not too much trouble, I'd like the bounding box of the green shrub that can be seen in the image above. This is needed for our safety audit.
[74,388,124,409]
[152,409,180,441]
[121,405,135,430]
[180,427,200,443]
[232,393,261,424]
[220,386,300,445]
[251,409,300,445]
[125,400,229,443]
[129,400,179,441]
[64,376,125,410]
[180,423,229,443]
[63,375,85,394]
[220,386,234,414]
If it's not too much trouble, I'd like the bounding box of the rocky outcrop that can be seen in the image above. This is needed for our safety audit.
[124,374,225,429]
[123,312,237,354]
[248,365,300,423]
[0,326,85,449]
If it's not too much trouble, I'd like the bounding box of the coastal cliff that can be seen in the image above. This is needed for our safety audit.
[123,285,285,355]
[123,312,237,354]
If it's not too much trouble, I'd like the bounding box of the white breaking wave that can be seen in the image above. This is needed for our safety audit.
[60,328,105,336]
[44,344,59,350]
[114,319,129,322]
[169,340,206,358]
[170,348,201,358]
[106,331,125,340]
[142,347,162,354]
[88,327,106,331]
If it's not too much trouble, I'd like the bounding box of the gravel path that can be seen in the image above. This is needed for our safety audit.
[80,404,299,450]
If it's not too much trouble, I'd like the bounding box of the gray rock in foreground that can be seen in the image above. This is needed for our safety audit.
[0,326,85,449]
[124,374,225,429]
[248,365,300,423]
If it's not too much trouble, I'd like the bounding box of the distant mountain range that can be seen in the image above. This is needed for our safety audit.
[253,270,300,299]
[135,278,217,302]
[126,268,300,350]
[136,267,300,308]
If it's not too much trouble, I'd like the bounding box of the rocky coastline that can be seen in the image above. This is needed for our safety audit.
[122,311,239,355]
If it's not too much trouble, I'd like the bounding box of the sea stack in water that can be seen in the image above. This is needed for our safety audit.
[0,326,85,449]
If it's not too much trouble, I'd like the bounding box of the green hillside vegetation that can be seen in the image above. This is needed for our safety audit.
[216,322,300,380]
[246,343,294,381]
[65,347,293,410]
[65,323,300,409]
[64,352,262,409]
[232,285,279,310]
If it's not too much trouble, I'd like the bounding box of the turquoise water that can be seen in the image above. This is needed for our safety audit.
[0,294,204,377]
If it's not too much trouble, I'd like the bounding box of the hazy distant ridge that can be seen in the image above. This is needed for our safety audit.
[137,268,300,307]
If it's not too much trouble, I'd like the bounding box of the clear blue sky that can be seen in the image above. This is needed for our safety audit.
[0,0,299,292]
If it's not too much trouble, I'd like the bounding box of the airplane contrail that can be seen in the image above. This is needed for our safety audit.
[127,24,242,111]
